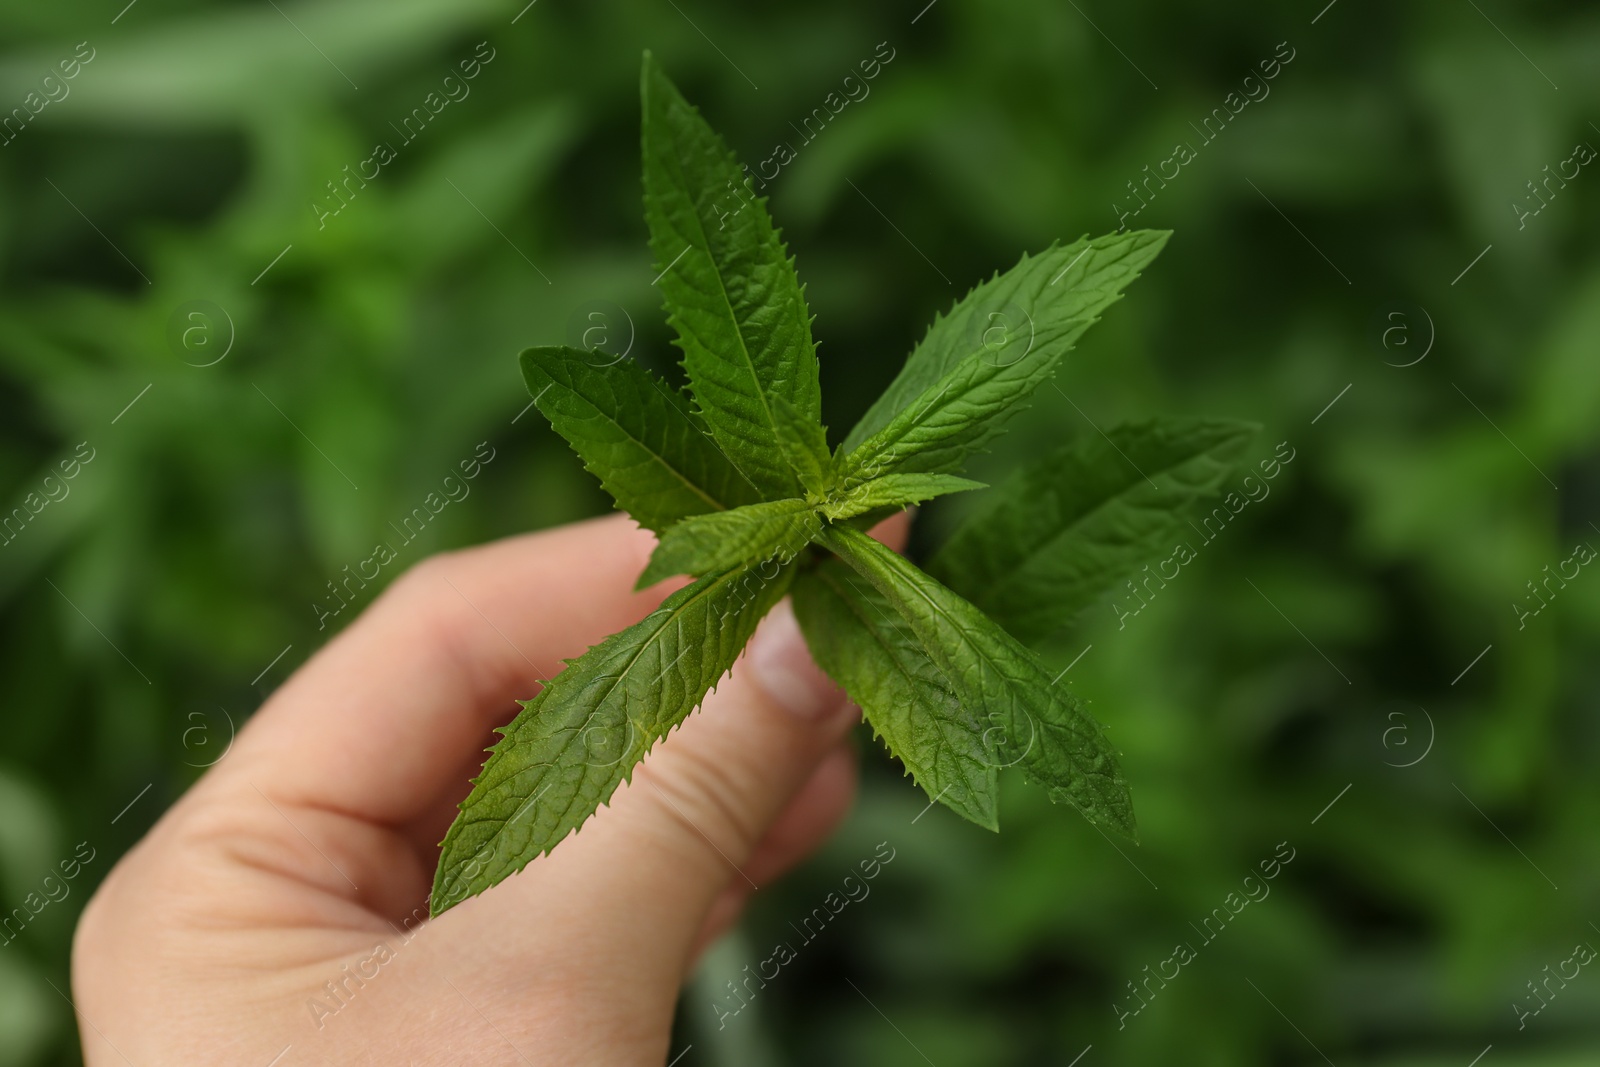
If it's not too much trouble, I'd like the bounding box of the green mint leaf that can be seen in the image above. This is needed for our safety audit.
[817,524,1135,839]
[841,232,1171,455]
[836,345,1059,482]
[822,473,985,521]
[641,54,825,498]
[770,394,833,498]
[637,498,820,588]
[793,560,1000,830]
[927,419,1256,644]
[520,346,761,532]
[431,561,791,915]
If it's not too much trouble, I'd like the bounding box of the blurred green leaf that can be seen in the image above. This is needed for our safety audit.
[928,418,1255,644]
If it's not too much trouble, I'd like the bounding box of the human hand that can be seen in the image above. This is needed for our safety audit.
[72,512,904,1064]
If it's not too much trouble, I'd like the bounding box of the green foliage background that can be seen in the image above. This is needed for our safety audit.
[2,0,1598,1063]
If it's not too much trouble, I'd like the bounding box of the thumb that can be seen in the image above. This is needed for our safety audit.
[426,598,858,1011]
[628,597,860,919]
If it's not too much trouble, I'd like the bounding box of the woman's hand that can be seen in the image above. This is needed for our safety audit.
[73,512,900,1065]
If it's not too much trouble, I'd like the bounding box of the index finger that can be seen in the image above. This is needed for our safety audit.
[219,512,669,833]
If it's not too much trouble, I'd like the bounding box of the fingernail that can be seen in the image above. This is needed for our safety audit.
[746,601,844,720]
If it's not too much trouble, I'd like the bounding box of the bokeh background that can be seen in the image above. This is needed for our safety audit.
[2,0,1598,1063]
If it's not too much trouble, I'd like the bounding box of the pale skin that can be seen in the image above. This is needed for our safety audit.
[72,512,906,1065]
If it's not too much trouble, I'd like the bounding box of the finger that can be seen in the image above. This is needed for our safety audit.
[219,513,670,834]
[742,740,860,888]
[419,598,859,1009]
[689,740,859,958]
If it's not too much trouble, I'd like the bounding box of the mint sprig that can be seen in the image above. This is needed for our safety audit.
[430,53,1253,915]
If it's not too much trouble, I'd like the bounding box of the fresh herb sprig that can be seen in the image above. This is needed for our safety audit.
[430,54,1253,915]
